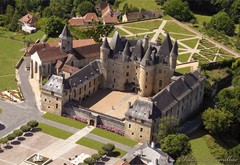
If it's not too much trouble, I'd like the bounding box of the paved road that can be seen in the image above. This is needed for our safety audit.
[0,60,79,137]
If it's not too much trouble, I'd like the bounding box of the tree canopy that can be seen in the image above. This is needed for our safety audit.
[202,108,234,134]
[40,16,64,36]
[77,1,95,16]
[208,11,235,36]
[161,134,191,159]
[163,0,195,22]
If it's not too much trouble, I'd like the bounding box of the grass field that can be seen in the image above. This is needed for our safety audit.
[176,67,191,74]
[91,128,138,147]
[178,53,191,62]
[109,27,128,37]
[0,108,2,113]
[190,136,221,165]
[123,27,149,34]
[181,38,199,49]
[37,123,73,139]
[119,0,159,11]
[194,14,212,25]
[169,33,194,40]
[76,137,126,157]
[0,37,24,91]
[164,21,194,35]
[124,20,162,30]
[42,113,86,129]
[126,32,155,40]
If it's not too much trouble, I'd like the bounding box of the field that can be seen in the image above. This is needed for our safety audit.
[42,112,87,129]
[176,67,191,74]
[119,0,159,10]
[91,128,138,147]
[124,20,162,30]
[37,123,73,139]
[76,137,126,157]
[164,21,194,35]
[0,37,24,91]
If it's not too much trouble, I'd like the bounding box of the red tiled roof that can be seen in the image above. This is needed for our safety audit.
[73,39,95,48]
[19,13,38,26]
[55,60,64,69]
[83,13,99,22]
[103,15,118,24]
[61,64,79,74]
[102,5,111,17]
[37,47,68,63]
[74,43,101,59]
[68,18,85,26]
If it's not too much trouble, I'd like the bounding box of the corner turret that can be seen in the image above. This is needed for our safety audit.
[170,40,178,70]
[59,25,73,54]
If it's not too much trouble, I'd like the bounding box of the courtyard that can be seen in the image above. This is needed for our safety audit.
[81,90,144,120]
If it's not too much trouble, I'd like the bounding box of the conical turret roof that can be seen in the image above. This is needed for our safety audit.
[158,33,173,57]
[101,37,111,49]
[171,40,178,57]
[59,25,72,39]
[141,45,154,67]
[122,41,131,61]
[110,31,123,54]
[132,39,144,61]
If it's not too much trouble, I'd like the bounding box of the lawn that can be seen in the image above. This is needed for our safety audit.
[42,112,86,129]
[108,27,129,37]
[0,37,24,91]
[124,20,162,30]
[163,21,194,35]
[122,27,149,34]
[169,33,194,40]
[0,108,2,113]
[181,38,199,49]
[37,123,73,139]
[126,32,155,40]
[190,136,221,165]
[91,128,138,147]
[76,137,126,157]
[194,14,212,25]
[176,67,191,74]
[178,53,191,62]
[119,0,160,11]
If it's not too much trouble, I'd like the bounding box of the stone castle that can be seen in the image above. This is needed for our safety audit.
[40,26,205,143]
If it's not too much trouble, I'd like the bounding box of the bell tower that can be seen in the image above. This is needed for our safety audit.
[59,25,73,54]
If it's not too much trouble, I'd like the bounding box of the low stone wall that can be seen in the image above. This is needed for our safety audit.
[63,102,125,130]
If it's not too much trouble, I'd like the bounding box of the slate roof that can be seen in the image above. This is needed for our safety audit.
[59,25,72,39]
[171,40,178,57]
[122,41,131,61]
[133,143,174,165]
[192,70,205,82]
[110,31,124,54]
[183,73,199,89]
[168,78,191,101]
[102,37,111,49]
[64,60,102,89]
[153,89,178,112]
[125,99,161,123]
[42,75,63,95]
[140,45,154,67]
[158,33,172,59]
[125,12,143,21]
[95,1,108,11]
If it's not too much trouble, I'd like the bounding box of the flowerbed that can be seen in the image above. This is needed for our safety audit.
[97,125,124,136]
[70,115,88,124]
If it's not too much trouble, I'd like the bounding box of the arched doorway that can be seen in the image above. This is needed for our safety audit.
[89,119,95,126]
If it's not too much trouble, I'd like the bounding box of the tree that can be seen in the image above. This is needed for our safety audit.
[27,120,39,130]
[41,16,64,36]
[155,0,167,6]
[102,143,115,156]
[228,144,240,164]
[98,149,107,157]
[209,11,235,36]
[232,76,240,87]
[202,108,234,134]
[92,153,101,161]
[163,0,195,22]
[13,129,23,139]
[161,134,191,159]
[157,117,179,143]
[216,88,235,108]
[84,157,95,165]
[77,1,95,16]
[229,0,240,24]
[20,125,31,133]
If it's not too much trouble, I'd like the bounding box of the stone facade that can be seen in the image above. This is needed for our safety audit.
[41,29,205,144]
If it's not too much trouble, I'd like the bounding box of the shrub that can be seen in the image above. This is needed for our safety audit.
[98,149,107,157]
[20,125,31,132]
[91,153,101,161]
[97,125,124,136]
[70,116,88,124]
[102,143,115,156]
[27,120,39,129]
[83,157,95,165]
[13,129,23,138]
[7,133,17,141]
